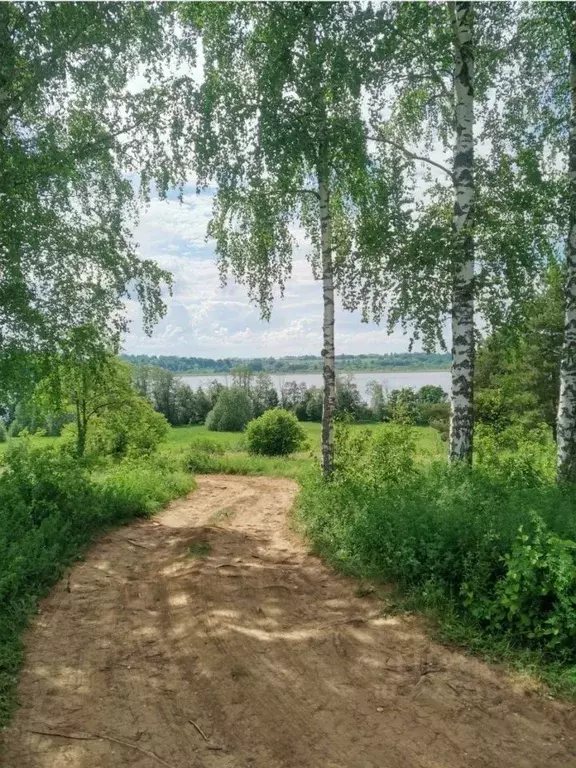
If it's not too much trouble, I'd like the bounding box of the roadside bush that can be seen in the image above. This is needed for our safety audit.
[332,423,416,489]
[91,398,169,459]
[246,409,306,456]
[462,514,576,653]
[188,437,224,455]
[205,387,253,432]
[184,438,226,473]
[0,441,194,726]
[298,425,576,661]
[475,422,555,486]
[95,454,194,516]
[185,447,224,474]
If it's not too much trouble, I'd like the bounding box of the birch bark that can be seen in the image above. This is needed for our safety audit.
[449,1,475,464]
[318,165,336,477]
[557,6,576,482]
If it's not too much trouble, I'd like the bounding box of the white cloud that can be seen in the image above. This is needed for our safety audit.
[124,186,445,358]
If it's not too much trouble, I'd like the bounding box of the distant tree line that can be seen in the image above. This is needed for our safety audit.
[125,364,449,435]
[120,352,451,375]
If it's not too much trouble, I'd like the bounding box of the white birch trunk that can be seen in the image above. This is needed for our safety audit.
[557,9,576,482]
[449,1,475,464]
[319,171,336,478]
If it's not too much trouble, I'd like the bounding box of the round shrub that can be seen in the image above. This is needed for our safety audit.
[246,408,306,456]
[205,387,253,432]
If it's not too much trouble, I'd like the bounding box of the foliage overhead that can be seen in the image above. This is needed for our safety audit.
[0,2,196,394]
[184,2,400,315]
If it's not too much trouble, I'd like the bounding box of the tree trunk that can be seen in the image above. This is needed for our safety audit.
[318,169,336,478]
[449,1,475,464]
[75,399,86,457]
[557,8,576,483]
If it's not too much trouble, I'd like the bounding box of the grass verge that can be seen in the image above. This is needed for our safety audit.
[0,443,194,727]
[296,425,576,700]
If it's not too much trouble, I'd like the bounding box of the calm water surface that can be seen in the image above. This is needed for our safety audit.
[180,370,451,399]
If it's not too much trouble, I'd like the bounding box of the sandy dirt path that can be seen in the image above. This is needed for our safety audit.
[2,474,576,768]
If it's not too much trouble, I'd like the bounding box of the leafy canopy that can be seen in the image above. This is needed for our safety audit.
[0,2,196,393]
[183,2,406,319]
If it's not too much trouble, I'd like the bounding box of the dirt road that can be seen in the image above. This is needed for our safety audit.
[2,475,576,768]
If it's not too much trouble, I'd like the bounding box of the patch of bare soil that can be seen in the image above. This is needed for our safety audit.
[2,474,576,768]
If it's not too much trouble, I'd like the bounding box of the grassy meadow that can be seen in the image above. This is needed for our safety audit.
[161,421,445,473]
[0,421,445,474]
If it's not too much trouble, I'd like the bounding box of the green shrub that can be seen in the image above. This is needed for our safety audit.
[61,396,169,461]
[463,514,576,654]
[0,422,6,443]
[184,447,224,474]
[387,388,418,425]
[205,387,253,432]
[476,423,555,486]
[0,442,194,726]
[183,436,233,473]
[417,402,450,437]
[298,424,576,662]
[246,409,306,456]
[188,437,224,455]
[332,423,416,488]
[95,454,194,516]
[8,420,23,438]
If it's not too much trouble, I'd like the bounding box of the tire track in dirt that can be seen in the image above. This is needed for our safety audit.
[2,474,576,768]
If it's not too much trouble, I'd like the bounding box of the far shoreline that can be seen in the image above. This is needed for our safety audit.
[177,367,451,377]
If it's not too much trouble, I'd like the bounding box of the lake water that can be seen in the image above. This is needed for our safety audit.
[180,370,451,399]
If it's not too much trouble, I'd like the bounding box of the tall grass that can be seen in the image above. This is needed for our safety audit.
[169,422,444,480]
[297,424,576,696]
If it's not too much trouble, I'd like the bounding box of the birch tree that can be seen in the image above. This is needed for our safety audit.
[337,0,478,462]
[339,1,559,464]
[558,4,576,482]
[508,2,576,481]
[449,1,475,462]
[187,2,403,476]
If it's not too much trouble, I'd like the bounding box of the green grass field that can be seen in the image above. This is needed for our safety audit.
[160,422,445,479]
[164,422,443,455]
[0,422,446,470]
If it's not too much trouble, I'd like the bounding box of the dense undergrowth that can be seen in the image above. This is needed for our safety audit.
[297,424,576,698]
[0,441,194,727]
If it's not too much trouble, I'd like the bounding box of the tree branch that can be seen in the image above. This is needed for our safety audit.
[297,187,320,200]
[87,398,134,419]
[389,24,453,104]
[368,133,454,181]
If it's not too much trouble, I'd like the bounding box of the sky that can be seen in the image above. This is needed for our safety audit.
[123,184,442,360]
